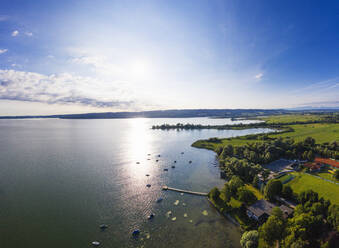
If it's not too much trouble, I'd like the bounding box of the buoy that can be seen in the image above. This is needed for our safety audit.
[132,229,140,236]
[99,224,108,230]
[92,241,100,246]
[148,213,155,219]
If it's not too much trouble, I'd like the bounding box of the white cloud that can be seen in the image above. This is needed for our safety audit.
[0,49,8,54]
[25,32,33,37]
[0,69,135,109]
[254,73,263,80]
[11,30,19,37]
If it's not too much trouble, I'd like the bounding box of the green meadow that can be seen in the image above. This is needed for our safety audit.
[285,172,339,205]
[192,123,339,150]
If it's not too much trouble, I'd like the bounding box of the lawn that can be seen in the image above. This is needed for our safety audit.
[285,172,339,205]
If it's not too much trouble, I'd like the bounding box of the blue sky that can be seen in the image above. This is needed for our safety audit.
[0,0,338,115]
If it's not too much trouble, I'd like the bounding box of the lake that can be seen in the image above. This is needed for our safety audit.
[0,118,272,248]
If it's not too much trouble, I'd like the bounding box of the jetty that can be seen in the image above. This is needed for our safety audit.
[162,186,208,196]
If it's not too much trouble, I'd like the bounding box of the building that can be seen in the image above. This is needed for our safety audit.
[247,199,293,223]
[315,157,339,169]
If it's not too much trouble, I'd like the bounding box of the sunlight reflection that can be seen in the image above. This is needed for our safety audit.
[125,118,154,181]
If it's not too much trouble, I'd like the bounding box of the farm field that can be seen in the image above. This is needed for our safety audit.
[285,172,339,205]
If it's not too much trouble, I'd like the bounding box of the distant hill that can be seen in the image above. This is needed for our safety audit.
[0,108,338,119]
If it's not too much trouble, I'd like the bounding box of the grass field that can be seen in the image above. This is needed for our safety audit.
[315,171,338,182]
[268,123,339,143]
[285,172,339,205]
[192,123,339,150]
[259,114,325,124]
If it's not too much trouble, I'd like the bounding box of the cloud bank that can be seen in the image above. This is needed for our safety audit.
[0,70,134,108]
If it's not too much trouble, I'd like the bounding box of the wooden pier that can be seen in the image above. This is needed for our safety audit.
[162,185,208,196]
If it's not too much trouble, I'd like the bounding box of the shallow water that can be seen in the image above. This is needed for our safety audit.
[0,118,271,248]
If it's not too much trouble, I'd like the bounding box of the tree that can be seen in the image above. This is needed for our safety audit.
[264,179,282,201]
[307,150,315,161]
[282,185,293,199]
[328,204,339,231]
[271,207,284,221]
[240,230,259,248]
[334,170,339,181]
[221,183,232,203]
[298,190,318,205]
[237,187,257,205]
[252,175,260,188]
[259,215,284,246]
[261,169,270,182]
[209,187,220,202]
[228,176,244,196]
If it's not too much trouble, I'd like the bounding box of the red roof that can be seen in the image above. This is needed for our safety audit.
[315,158,339,169]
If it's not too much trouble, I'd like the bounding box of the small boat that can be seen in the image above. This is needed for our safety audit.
[148,213,155,219]
[156,160,159,162]
[189,161,192,163]
[174,161,177,163]
[164,168,168,171]
[146,184,151,187]
[99,224,108,230]
[145,174,150,177]
[171,166,175,168]
[92,241,100,246]
[158,155,161,157]
[136,162,140,164]
[181,152,184,154]
[148,154,151,156]
[147,158,151,160]
[156,198,163,203]
[132,229,140,236]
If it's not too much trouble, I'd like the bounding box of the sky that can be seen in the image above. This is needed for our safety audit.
[0,0,339,115]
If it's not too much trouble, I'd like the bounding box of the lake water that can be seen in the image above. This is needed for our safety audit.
[0,118,271,248]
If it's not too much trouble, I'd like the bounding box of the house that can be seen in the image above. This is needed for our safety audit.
[247,199,293,223]
[315,157,339,169]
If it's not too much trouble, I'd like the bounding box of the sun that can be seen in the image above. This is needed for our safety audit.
[129,59,152,80]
